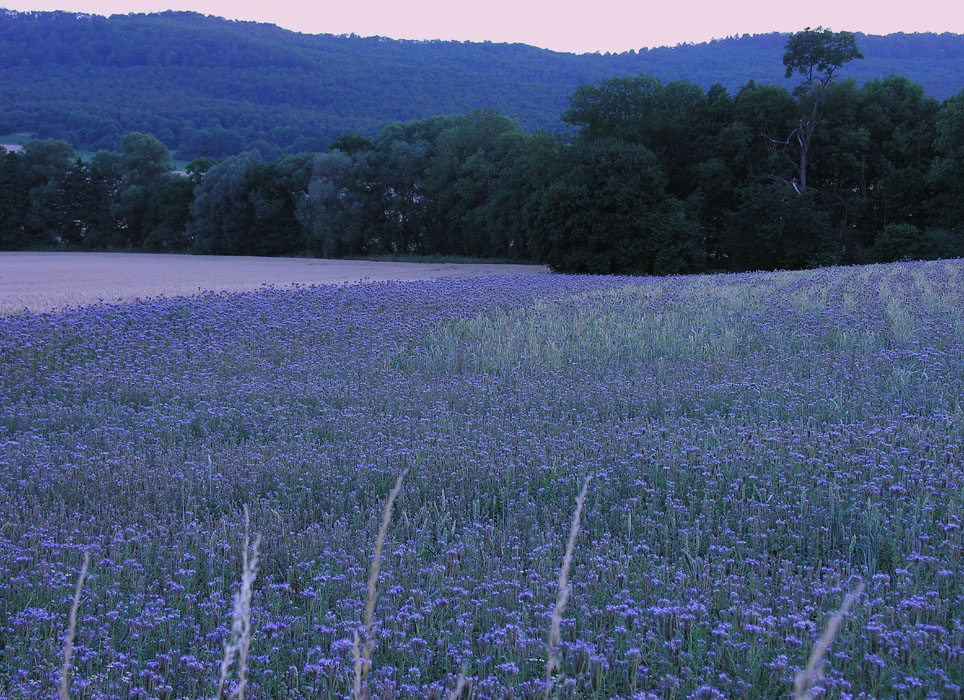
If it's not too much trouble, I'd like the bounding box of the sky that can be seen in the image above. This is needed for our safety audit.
[5,0,964,53]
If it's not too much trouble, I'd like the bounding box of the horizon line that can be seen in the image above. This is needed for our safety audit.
[2,7,962,56]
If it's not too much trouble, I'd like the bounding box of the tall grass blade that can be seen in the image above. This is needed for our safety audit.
[218,505,261,700]
[354,468,409,700]
[58,550,90,700]
[793,582,866,700]
[447,666,468,700]
[544,477,591,700]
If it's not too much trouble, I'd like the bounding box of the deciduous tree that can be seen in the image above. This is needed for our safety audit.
[778,27,863,193]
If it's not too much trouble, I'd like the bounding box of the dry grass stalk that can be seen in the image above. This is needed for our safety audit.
[218,505,261,700]
[793,582,866,700]
[353,469,409,700]
[58,550,90,700]
[447,666,468,700]
[352,629,364,700]
[544,477,591,700]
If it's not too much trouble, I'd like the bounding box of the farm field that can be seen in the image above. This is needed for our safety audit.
[1,261,963,698]
[0,252,548,315]
[0,132,30,153]
[0,134,186,166]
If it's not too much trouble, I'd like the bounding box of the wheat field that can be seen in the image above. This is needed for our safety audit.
[0,252,547,315]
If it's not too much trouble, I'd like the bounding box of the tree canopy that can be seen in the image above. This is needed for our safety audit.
[783,27,864,87]
[1,26,963,274]
[1,10,962,157]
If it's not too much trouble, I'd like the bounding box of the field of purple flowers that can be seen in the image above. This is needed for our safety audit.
[1,261,963,700]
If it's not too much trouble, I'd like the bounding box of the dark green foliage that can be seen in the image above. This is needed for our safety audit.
[721,185,834,271]
[188,151,309,256]
[107,133,180,247]
[120,132,173,185]
[424,110,533,258]
[563,74,667,142]
[783,27,863,85]
[871,224,964,262]
[1,10,963,157]
[304,115,515,259]
[329,133,374,155]
[0,150,29,248]
[528,137,671,273]
[363,117,455,254]
[563,76,715,198]
[729,80,799,184]
[185,157,217,186]
[142,175,195,251]
[299,150,368,258]
[812,76,939,248]
[1,20,962,275]
[928,88,964,230]
[20,139,77,247]
[650,196,707,274]
[872,223,926,262]
[79,150,126,248]
[920,228,964,259]
[188,152,264,255]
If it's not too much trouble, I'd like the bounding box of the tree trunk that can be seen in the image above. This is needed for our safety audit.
[795,89,823,194]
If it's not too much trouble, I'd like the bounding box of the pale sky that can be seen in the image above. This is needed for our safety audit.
[6,0,964,53]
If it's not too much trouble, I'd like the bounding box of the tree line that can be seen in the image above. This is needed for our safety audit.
[2,28,963,273]
[3,10,964,159]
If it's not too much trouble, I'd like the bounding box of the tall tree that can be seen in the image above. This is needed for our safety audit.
[360,116,454,255]
[928,87,964,231]
[119,132,172,186]
[21,139,76,245]
[80,150,127,248]
[188,151,308,256]
[0,150,29,248]
[424,110,532,258]
[813,76,939,248]
[299,149,369,258]
[779,27,863,193]
[141,174,195,251]
[111,132,175,246]
[528,136,690,274]
[562,75,711,198]
[188,151,263,254]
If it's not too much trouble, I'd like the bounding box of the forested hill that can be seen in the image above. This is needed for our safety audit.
[2,9,963,158]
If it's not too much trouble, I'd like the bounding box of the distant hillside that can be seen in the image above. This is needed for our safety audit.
[2,9,963,157]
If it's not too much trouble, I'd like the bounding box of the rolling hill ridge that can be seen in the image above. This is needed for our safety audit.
[2,9,963,157]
